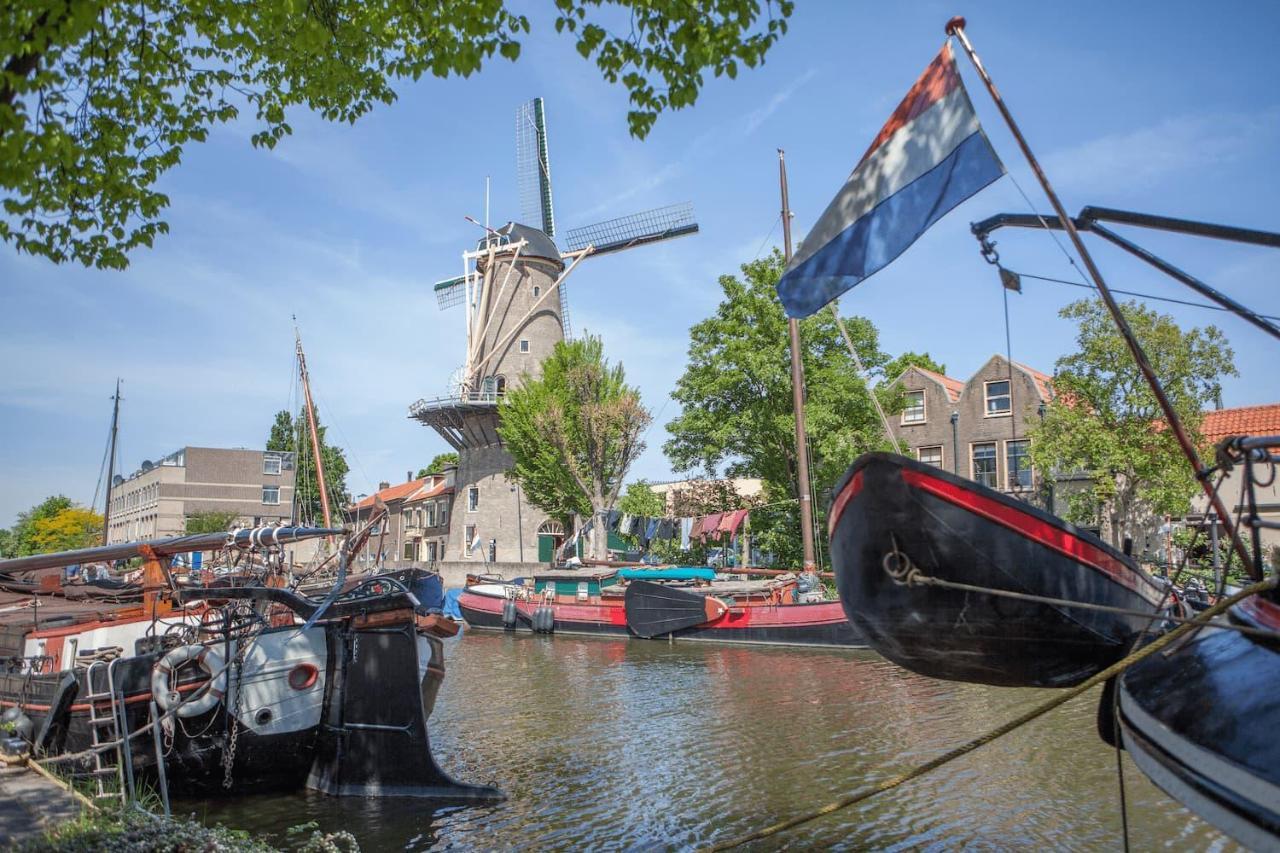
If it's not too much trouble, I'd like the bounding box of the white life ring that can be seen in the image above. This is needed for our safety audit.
[152,644,226,718]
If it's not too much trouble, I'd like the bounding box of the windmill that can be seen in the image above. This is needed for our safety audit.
[410,96,697,565]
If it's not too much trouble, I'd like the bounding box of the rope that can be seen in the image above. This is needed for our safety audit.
[703,574,1277,851]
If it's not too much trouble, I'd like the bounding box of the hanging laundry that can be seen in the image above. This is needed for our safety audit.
[657,518,674,540]
[722,509,750,540]
[700,513,725,542]
[645,518,661,543]
[680,517,694,550]
[619,513,635,535]
[607,509,622,531]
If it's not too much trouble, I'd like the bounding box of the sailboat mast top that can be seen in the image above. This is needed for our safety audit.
[295,329,333,532]
[945,16,1255,577]
[101,379,121,546]
[779,149,817,572]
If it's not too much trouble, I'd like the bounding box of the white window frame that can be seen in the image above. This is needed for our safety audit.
[262,485,281,505]
[403,540,417,562]
[984,379,1012,417]
[519,339,530,353]
[425,541,438,562]
[901,390,926,424]
[262,452,283,475]
[970,442,999,488]
[463,524,477,559]
[468,486,479,512]
[917,445,944,468]
[1005,439,1033,491]
[426,503,437,528]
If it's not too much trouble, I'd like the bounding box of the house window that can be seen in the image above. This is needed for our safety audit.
[519,339,530,353]
[464,524,477,559]
[971,443,998,488]
[917,446,943,468]
[426,504,437,528]
[403,540,417,562]
[262,485,280,504]
[425,542,438,562]
[262,452,283,475]
[1007,440,1033,490]
[468,486,479,512]
[441,504,450,528]
[985,380,1012,416]
[902,390,926,424]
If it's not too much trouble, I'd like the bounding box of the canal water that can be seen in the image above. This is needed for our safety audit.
[188,630,1237,850]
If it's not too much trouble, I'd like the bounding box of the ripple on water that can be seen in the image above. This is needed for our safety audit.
[183,631,1241,851]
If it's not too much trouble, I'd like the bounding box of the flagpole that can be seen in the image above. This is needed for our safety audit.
[779,149,818,573]
[944,16,1255,577]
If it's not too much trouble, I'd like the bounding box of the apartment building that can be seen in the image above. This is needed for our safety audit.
[346,469,454,568]
[106,447,296,543]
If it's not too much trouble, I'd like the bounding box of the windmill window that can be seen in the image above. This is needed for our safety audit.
[468,487,479,512]
[984,380,1012,416]
[519,340,530,353]
[495,376,507,395]
[902,390,926,424]
[533,286,541,298]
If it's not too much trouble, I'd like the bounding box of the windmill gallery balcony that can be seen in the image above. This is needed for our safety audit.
[409,390,504,450]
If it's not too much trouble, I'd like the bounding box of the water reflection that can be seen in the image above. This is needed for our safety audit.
[185,630,1238,851]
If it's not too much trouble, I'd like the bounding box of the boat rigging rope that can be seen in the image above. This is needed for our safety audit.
[879,547,1280,641]
[702,574,1277,851]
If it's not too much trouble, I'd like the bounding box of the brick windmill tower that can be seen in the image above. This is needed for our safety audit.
[410,97,698,565]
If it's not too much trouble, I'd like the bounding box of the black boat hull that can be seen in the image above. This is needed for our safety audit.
[1115,597,1280,849]
[829,452,1167,687]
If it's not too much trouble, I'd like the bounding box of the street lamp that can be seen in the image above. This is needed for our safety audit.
[950,411,960,476]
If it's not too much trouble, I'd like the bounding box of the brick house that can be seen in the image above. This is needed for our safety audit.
[346,468,454,569]
[887,355,1054,498]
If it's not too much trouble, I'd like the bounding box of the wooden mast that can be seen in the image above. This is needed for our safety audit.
[779,150,818,573]
[101,379,121,545]
[945,16,1255,577]
[295,329,333,532]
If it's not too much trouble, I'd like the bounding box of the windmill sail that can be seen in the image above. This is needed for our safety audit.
[564,202,699,257]
[516,98,555,236]
[434,274,466,310]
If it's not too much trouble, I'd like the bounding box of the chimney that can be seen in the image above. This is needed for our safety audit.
[407,470,414,483]
[378,481,390,492]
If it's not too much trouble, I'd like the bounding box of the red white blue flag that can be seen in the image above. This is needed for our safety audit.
[777,44,1005,318]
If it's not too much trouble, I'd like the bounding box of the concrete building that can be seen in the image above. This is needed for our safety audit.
[346,469,454,569]
[886,355,1054,498]
[106,447,296,543]
[410,223,569,566]
[648,478,764,516]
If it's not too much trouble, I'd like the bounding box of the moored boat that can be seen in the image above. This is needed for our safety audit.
[0,528,500,803]
[457,568,863,648]
[828,451,1172,687]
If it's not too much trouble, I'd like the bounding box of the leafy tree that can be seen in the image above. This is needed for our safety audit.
[2,0,793,269]
[266,409,349,525]
[6,495,74,556]
[0,527,11,559]
[185,510,239,534]
[1027,298,1236,547]
[28,507,103,554]
[883,351,948,382]
[417,453,459,479]
[618,481,664,518]
[663,250,898,568]
[500,336,650,559]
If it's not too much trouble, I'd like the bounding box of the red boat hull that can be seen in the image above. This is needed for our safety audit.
[457,591,863,648]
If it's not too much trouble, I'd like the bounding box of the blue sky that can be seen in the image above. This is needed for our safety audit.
[2,1,1277,525]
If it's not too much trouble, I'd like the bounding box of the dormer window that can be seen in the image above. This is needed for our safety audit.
[902,390,926,424]
[984,380,1011,416]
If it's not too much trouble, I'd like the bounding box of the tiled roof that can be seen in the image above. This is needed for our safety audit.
[403,480,452,503]
[1200,403,1280,444]
[1013,361,1054,401]
[911,366,965,403]
[350,478,429,511]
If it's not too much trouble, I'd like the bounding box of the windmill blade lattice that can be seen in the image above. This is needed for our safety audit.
[434,274,466,310]
[516,98,555,236]
[564,203,699,256]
